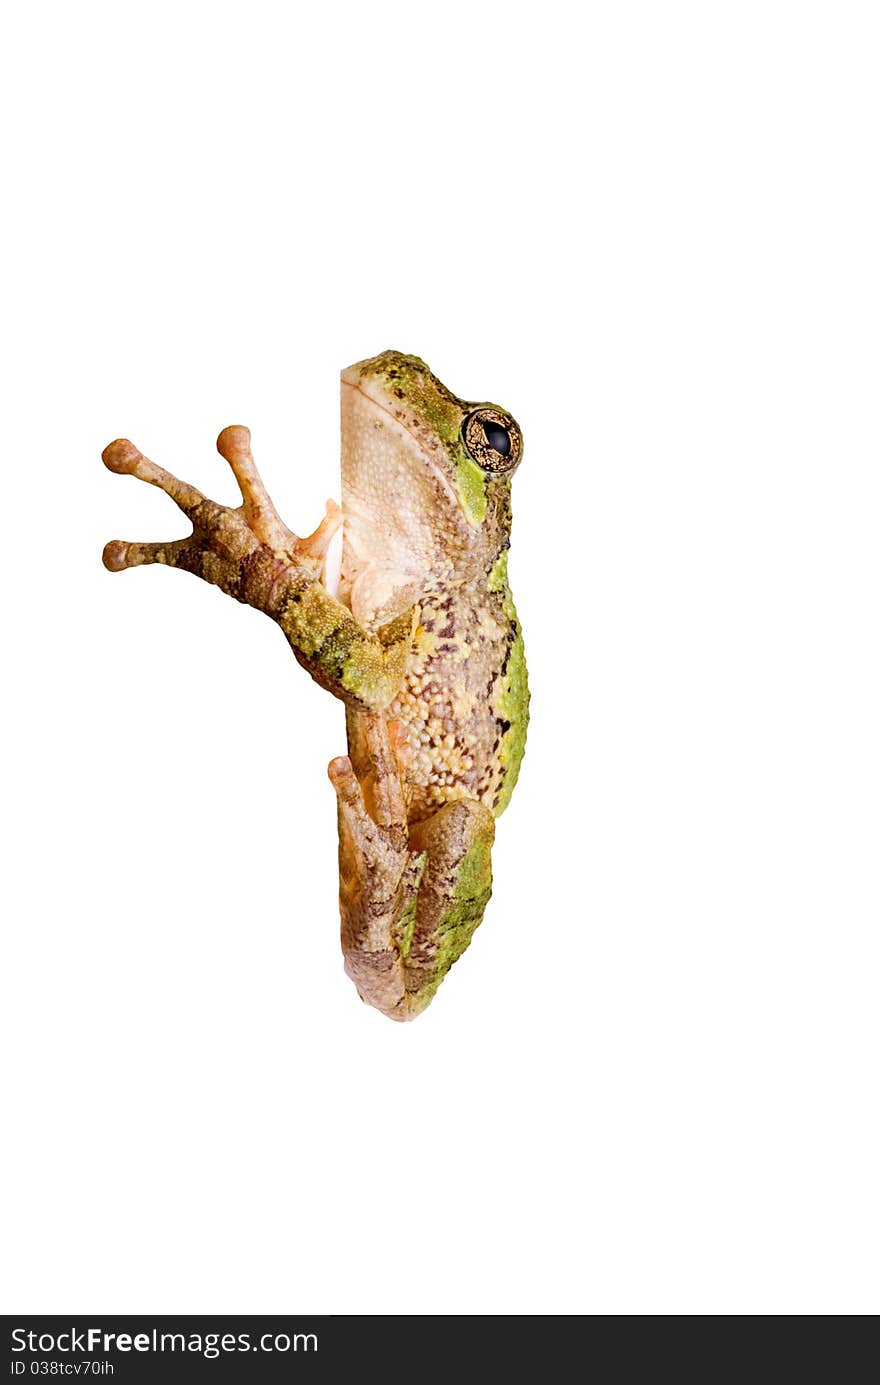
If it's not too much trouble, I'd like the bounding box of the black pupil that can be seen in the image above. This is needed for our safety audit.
[482,420,511,456]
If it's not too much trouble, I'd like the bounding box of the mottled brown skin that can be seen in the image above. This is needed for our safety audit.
[102,353,528,1020]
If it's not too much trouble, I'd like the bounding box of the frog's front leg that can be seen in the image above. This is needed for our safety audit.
[101,428,414,710]
[329,712,495,1021]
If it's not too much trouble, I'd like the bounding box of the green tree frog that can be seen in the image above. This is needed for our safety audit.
[102,352,529,1020]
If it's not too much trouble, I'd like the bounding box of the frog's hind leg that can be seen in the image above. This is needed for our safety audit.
[402,797,495,1017]
[328,712,495,1021]
[328,712,412,1019]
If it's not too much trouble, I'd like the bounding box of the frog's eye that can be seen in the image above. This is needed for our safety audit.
[462,408,523,474]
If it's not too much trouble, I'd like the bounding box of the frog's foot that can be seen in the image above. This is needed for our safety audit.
[102,429,338,611]
[329,711,494,1021]
[102,428,407,711]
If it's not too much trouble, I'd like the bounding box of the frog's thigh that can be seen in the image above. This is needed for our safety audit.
[329,751,495,1019]
[404,799,496,1016]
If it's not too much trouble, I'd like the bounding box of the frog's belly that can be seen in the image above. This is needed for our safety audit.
[387,597,508,823]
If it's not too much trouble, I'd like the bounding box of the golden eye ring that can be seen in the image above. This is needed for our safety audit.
[462,407,523,474]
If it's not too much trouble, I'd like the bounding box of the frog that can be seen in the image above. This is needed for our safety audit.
[101,351,528,1020]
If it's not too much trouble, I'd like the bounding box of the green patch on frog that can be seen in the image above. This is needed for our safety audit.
[414,832,494,1009]
[487,550,529,816]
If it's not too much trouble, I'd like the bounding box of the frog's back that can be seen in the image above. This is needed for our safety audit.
[389,566,528,825]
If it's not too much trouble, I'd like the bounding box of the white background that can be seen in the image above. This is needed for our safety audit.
[2,2,878,1315]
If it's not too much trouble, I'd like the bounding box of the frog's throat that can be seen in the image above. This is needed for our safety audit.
[341,377,461,514]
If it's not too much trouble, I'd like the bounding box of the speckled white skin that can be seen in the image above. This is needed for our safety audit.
[339,372,477,629]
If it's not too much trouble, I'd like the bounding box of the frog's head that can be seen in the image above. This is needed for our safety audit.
[340,350,523,593]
